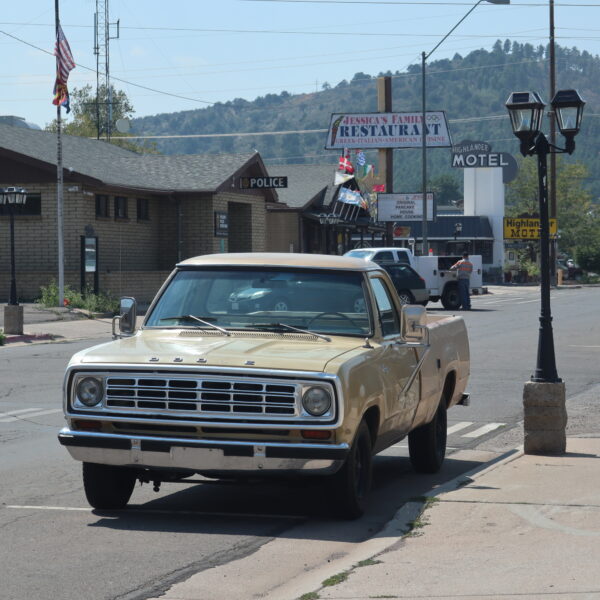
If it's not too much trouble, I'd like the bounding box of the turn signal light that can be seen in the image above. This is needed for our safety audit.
[301,430,331,440]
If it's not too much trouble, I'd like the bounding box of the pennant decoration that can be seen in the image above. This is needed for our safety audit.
[373,184,386,193]
[334,170,355,186]
[52,24,76,113]
[356,150,366,167]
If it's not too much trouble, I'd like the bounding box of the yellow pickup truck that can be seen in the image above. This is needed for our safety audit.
[59,253,470,518]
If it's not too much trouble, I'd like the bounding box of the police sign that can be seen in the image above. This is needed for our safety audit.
[504,217,558,240]
[240,176,288,189]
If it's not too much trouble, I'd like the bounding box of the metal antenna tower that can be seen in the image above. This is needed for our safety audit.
[94,0,119,140]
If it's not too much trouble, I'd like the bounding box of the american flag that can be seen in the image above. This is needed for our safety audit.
[54,25,75,83]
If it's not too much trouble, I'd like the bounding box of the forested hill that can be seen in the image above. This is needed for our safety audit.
[131,41,600,197]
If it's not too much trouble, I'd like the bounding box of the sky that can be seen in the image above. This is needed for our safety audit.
[1,0,599,130]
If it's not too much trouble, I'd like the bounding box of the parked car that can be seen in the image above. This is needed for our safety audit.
[379,262,430,306]
[344,247,413,265]
[59,253,470,518]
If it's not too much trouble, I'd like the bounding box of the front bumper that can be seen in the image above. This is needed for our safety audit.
[58,428,349,475]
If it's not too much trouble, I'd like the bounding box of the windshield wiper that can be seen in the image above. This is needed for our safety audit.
[160,314,231,336]
[251,322,331,342]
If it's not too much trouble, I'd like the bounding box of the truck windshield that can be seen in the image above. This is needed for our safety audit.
[145,268,371,336]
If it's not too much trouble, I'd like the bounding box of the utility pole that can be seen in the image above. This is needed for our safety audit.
[94,0,119,140]
[377,76,394,246]
[549,0,557,281]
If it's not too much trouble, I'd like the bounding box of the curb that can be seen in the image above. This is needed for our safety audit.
[2,333,55,345]
[285,445,524,600]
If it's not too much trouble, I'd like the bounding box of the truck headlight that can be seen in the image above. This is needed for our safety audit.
[302,387,332,416]
[76,376,104,407]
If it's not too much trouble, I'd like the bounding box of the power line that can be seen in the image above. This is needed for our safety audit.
[0,28,215,106]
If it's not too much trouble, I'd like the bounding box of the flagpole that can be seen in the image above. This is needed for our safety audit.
[55,0,65,307]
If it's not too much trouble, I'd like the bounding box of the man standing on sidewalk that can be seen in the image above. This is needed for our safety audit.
[450,252,473,310]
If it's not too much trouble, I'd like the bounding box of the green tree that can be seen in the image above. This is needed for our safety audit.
[505,157,598,256]
[46,85,155,153]
[430,174,462,205]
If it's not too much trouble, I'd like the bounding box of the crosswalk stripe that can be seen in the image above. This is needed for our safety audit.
[0,408,42,418]
[462,423,504,438]
[447,422,472,435]
[0,408,63,423]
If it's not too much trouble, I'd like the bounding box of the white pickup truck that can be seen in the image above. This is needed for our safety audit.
[345,247,483,310]
[58,253,470,518]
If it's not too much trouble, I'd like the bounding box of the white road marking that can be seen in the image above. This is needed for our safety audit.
[568,345,600,349]
[0,408,62,423]
[462,423,504,438]
[6,505,305,519]
[0,408,42,418]
[447,421,472,435]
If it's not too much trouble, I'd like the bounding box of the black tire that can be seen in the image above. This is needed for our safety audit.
[82,462,136,509]
[441,284,461,310]
[397,290,415,306]
[419,300,429,307]
[332,421,373,519]
[408,398,447,474]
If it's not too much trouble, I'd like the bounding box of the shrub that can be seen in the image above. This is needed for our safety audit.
[0,329,5,346]
[576,243,600,274]
[37,280,119,314]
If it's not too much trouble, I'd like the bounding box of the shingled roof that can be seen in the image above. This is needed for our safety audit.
[0,123,261,193]
[270,164,338,209]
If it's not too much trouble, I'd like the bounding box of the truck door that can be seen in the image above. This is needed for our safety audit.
[369,276,420,437]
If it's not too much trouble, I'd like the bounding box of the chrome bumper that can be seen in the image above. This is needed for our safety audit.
[58,428,348,475]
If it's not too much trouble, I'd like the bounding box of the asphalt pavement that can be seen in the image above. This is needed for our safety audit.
[3,289,600,600]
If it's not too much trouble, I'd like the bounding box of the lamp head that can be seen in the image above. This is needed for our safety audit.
[505,91,545,156]
[551,89,585,154]
[0,187,27,206]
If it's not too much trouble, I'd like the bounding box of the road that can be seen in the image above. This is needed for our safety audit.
[1,285,598,600]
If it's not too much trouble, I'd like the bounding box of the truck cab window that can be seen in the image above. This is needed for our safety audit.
[370,277,400,336]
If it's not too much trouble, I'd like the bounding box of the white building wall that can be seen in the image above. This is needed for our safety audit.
[463,168,505,270]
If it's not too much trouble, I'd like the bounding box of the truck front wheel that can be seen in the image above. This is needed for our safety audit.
[408,398,447,473]
[441,284,461,310]
[332,421,372,519]
[82,462,136,509]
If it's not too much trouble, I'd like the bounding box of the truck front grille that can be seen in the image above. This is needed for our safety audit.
[104,375,298,419]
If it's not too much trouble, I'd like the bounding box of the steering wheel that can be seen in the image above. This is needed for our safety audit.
[307,311,358,328]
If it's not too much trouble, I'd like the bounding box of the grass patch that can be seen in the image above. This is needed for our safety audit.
[37,279,119,314]
[356,558,382,568]
[299,593,319,600]
[322,571,349,587]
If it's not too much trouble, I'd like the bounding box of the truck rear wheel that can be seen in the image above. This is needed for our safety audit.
[408,398,447,473]
[332,421,372,519]
[82,462,136,509]
[441,284,461,310]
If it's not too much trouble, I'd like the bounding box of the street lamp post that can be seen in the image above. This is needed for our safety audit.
[453,222,463,241]
[421,0,509,255]
[1,187,28,335]
[506,89,585,454]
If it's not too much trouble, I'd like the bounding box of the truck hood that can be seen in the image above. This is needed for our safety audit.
[74,329,365,372]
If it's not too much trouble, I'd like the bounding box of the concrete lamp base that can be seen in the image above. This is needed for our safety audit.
[3,304,24,335]
[523,381,567,455]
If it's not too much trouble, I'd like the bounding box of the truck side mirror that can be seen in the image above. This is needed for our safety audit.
[401,305,427,342]
[119,297,137,335]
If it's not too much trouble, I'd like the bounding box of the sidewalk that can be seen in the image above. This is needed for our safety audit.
[299,437,600,600]
[0,303,114,345]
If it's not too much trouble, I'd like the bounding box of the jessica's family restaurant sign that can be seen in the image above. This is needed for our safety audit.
[325,112,452,149]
